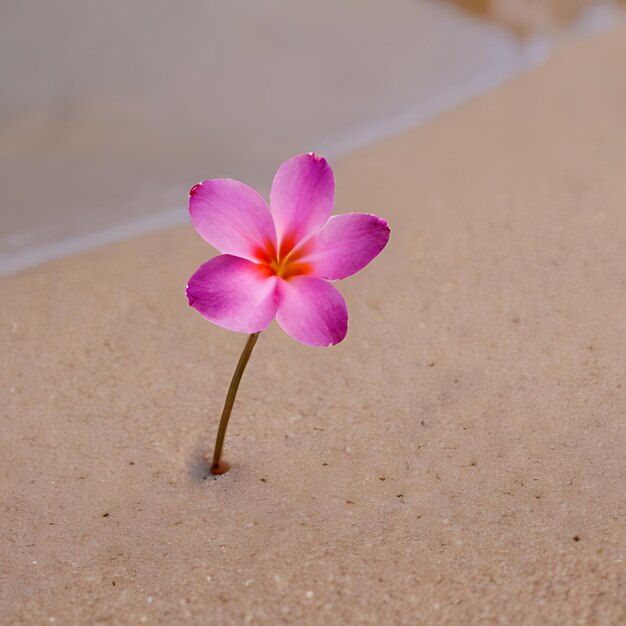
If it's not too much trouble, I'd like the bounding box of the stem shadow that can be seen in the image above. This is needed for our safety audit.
[187,442,212,483]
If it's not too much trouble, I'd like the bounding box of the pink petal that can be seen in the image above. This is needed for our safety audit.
[269,153,334,249]
[275,276,347,347]
[187,255,277,333]
[306,213,390,280]
[189,179,277,261]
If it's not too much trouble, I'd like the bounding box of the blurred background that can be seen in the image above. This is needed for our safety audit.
[1,0,624,275]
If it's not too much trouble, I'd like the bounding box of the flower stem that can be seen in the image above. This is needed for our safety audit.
[209,332,260,475]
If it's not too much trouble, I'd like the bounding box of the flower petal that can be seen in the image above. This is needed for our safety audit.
[187,255,277,333]
[189,179,277,261]
[275,276,347,347]
[269,153,334,249]
[306,213,390,280]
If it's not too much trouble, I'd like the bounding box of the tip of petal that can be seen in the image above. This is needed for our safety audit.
[308,152,323,161]
[367,213,391,238]
[370,214,390,231]
[185,284,195,306]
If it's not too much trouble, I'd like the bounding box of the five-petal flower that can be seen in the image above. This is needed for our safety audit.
[186,153,390,346]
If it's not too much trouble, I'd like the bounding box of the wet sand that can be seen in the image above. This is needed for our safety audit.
[1,25,625,625]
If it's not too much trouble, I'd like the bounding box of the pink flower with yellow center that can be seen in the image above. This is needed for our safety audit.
[186,153,390,346]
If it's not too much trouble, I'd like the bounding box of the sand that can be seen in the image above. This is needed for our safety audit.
[450,0,626,34]
[2,25,626,625]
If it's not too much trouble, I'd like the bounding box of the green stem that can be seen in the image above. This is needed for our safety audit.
[210,332,260,474]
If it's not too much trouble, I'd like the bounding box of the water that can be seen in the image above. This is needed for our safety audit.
[1,0,619,276]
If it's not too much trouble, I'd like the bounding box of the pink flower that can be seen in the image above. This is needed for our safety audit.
[186,153,390,346]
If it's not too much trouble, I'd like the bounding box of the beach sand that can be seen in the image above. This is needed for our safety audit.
[2,25,625,625]
[450,0,626,35]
